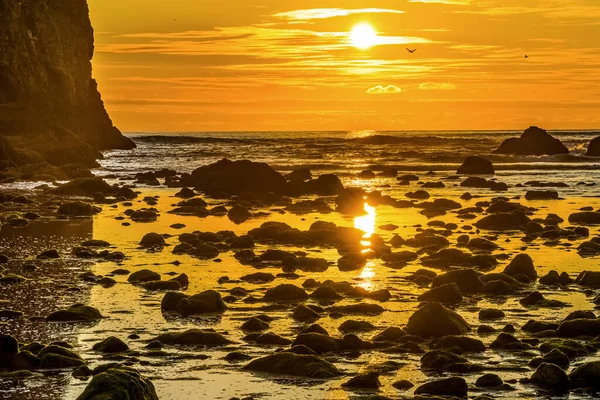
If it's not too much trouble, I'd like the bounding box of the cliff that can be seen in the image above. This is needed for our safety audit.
[0,0,134,170]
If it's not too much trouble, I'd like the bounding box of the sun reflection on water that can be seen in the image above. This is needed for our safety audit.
[354,203,377,290]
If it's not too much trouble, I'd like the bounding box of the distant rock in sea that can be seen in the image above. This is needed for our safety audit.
[0,0,134,173]
[494,126,569,156]
[457,156,494,175]
[585,136,600,157]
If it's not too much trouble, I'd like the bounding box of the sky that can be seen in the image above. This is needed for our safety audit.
[88,0,600,132]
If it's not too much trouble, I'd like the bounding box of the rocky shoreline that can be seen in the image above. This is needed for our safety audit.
[1,127,600,399]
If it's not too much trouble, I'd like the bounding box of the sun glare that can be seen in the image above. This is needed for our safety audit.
[350,23,378,50]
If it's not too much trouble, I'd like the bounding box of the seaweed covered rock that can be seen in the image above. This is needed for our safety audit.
[92,337,129,353]
[46,304,102,322]
[76,367,157,400]
[244,352,341,379]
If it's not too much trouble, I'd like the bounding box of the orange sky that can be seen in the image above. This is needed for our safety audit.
[88,0,600,132]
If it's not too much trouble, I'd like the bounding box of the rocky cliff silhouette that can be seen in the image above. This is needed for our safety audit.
[0,0,134,171]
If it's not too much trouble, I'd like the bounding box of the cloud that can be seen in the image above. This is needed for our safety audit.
[419,82,457,90]
[274,8,404,21]
[409,0,471,4]
[367,85,402,94]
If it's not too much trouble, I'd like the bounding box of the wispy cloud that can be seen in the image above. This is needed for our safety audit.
[274,8,404,22]
[367,85,402,94]
[419,82,457,90]
[409,0,471,4]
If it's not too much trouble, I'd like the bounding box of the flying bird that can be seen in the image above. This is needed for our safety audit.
[406,48,417,53]
[525,55,528,58]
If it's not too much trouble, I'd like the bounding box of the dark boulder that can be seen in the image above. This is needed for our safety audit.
[457,156,494,175]
[585,136,600,157]
[569,361,600,389]
[405,302,470,338]
[417,283,463,304]
[92,337,129,353]
[494,126,569,156]
[414,377,468,397]
[530,363,570,394]
[244,352,341,379]
[155,329,230,347]
[46,304,102,322]
[503,254,537,280]
[181,159,286,194]
[76,367,158,400]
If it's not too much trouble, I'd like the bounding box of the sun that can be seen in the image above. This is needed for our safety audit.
[350,23,378,50]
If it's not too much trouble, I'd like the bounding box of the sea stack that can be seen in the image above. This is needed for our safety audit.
[585,136,600,157]
[494,126,568,156]
[0,0,134,170]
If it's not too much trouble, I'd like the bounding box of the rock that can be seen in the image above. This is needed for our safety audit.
[568,211,600,225]
[421,350,468,370]
[522,320,558,333]
[433,336,486,352]
[39,353,84,369]
[479,309,505,320]
[556,318,600,337]
[392,380,414,391]
[240,272,275,283]
[417,283,463,304]
[490,333,531,350]
[244,352,342,378]
[310,286,343,301]
[241,317,270,332]
[155,329,230,347]
[405,302,470,338]
[519,291,566,307]
[0,334,18,368]
[37,249,60,259]
[342,372,381,389]
[175,290,227,315]
[525,190,559,200]
[372,327,405,342]
[432,269,484,293]
[292,333,339,353]
[130,209,158,222]
[128,269,161,283]
[503,254,537,280]
[339,320,376,333]
[72,365,93,379]
[569,361,600,389]
[287,168,312,182]
[10,351,40,370]
[585,136,600,157]
[494,126,569,156]
[0,274,27,284]
[476,211,531,230]
[476,373,503,388]
[46,304,102,322]
[224,351,252,363]
[263,284,309,302]
[228,205,252,224]
[457,156,494,175]
[254,333,291,346]
[77,367,158,400]
[58,201,98,216]
[338,253,367,271]
[461,177,508,191]
[92,337,129,353]
[575,271,600,288]
[293,305,320,321]
[529,349,570,369]
[414,377,468,397]
[181,159,287,194]
[530,363,570,393]
[139,233,165,247]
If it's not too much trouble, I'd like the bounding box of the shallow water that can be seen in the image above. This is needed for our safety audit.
[1,131,600,399]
